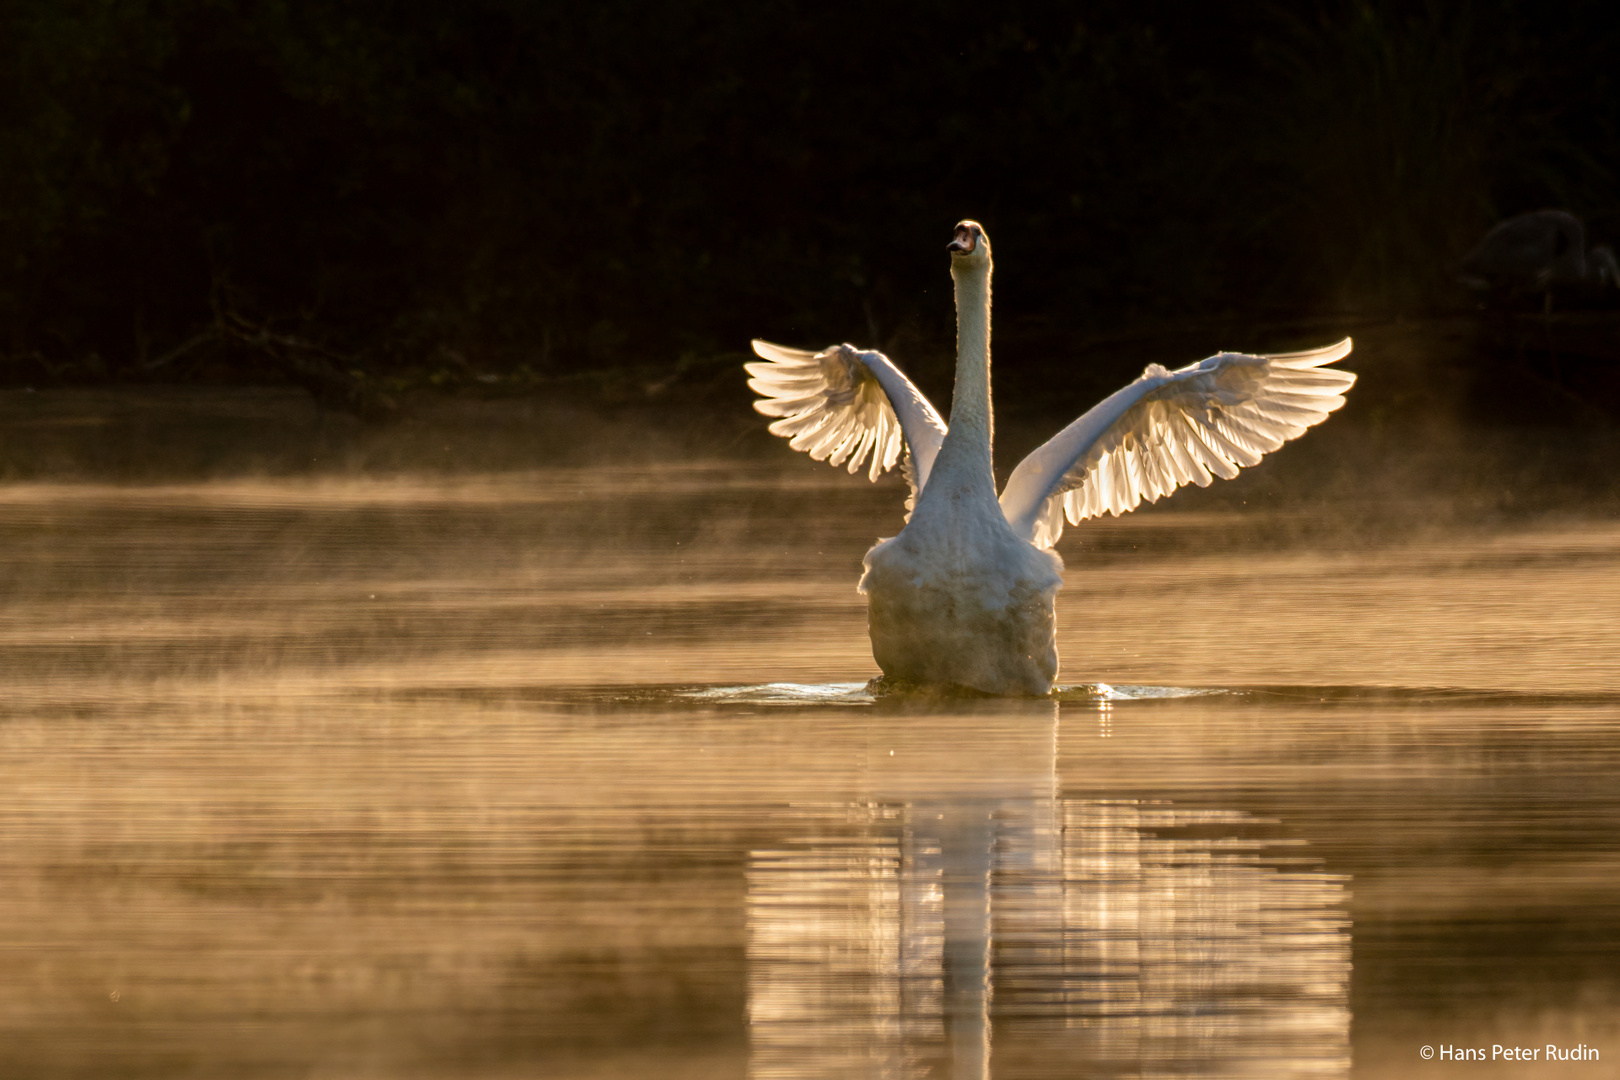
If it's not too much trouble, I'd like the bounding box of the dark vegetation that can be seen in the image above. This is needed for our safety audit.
[2,0,1618,417]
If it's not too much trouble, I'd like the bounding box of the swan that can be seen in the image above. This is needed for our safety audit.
[748,220,1356,695]
[1458,209,1619,307]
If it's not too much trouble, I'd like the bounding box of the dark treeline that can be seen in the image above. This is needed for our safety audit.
[2,0,1616,389]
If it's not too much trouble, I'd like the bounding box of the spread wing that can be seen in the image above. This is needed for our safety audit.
[999,338,1355,547]
[747,341,948,496]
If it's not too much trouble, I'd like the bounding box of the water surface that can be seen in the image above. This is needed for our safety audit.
[1,459,1617,1078]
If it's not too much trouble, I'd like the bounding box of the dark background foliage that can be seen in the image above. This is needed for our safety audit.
[2,0,1616,388]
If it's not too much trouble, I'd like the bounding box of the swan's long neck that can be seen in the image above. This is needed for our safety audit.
[927,258,997,504]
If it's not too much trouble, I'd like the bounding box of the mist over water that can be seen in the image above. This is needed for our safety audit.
[1,385,1619,1078]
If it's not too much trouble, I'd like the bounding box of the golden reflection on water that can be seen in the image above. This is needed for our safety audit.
[746,711,1349,1080]
[748,797,1350,1079]
[0,459,1618,1078]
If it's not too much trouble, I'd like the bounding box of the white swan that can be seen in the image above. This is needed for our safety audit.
[748,221,1356,695]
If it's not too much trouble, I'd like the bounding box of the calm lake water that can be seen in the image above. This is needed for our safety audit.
[1,431,1618,1078]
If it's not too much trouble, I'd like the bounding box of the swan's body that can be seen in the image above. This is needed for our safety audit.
[1459,210,1619,304]
[748,221,1356,695]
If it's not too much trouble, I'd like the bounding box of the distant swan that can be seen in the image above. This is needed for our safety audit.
[748,221,1356,695]
[1458,209,1619,307]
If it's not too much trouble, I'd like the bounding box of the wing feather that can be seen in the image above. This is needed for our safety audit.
[748,340,947,497]
[1001,338,1355,547]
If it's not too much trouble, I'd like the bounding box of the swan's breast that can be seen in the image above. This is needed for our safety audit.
[857,525,1063,696]
[858,519,1063,608]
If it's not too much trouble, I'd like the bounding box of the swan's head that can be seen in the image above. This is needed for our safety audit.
[947,220,991,269]
[1592,245,1620,287]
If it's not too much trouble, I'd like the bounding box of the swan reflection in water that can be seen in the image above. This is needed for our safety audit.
[745,713,1350,1079]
